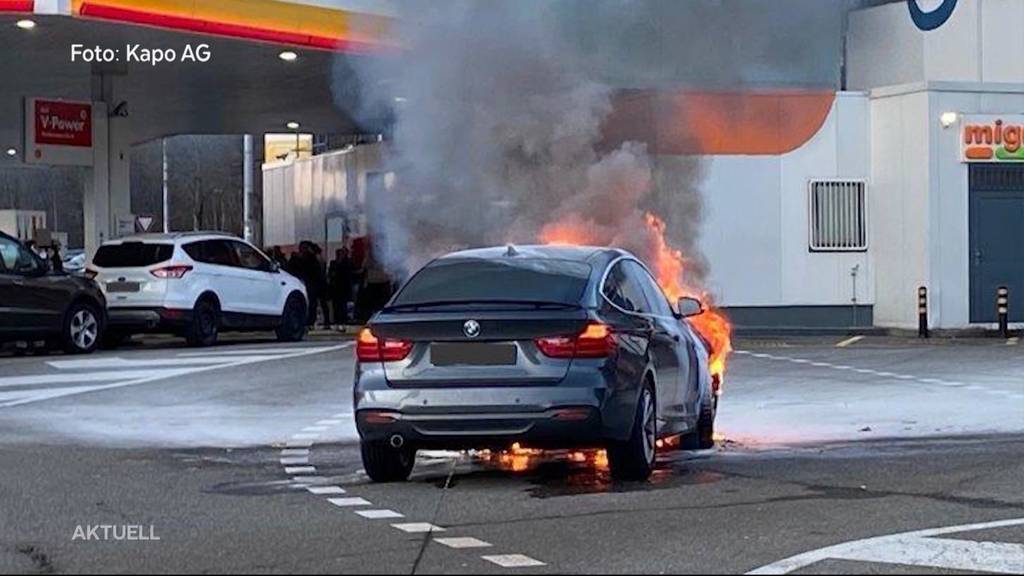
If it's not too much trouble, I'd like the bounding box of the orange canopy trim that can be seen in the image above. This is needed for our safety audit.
[72,0,394,53]
[602,90,836,156]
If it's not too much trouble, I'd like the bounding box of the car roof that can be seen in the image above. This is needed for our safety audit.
[101,231,241,245]
[439,244,631,267]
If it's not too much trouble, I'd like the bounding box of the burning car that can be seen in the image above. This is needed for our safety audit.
[353,245,718,482]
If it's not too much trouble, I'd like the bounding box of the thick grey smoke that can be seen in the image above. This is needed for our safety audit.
[337,0,844,283]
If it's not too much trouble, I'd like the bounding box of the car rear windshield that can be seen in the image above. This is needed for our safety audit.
[392,258,592,307]
[93,242,174,268]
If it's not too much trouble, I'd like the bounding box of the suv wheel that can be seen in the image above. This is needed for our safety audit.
[63,302,101,354]
[682,392,716,450]
[185,299,220,347]
[608,385,657,481]
[361,440,415,483]
[275,295,308,342]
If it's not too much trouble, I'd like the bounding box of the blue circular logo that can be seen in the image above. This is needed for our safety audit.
[908,0,958,31]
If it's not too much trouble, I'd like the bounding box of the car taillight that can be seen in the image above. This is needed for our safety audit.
[84,267,98,280]
[356,328,413,362]
[151,265,193,279]
[536,322,615,359]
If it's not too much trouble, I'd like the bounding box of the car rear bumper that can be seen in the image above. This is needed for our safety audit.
[356,406,605,449]
[354,375,640,449]
[107,307,190,331]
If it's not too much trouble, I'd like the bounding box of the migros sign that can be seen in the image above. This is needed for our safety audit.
[961,116,1024,163]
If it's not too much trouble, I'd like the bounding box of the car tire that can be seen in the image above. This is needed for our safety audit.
[275,295,308,342]
[608,384,657,481]
[185,298,220,347]
[682,393,716,450]
[361,440,415,483]
[61,301,102,355]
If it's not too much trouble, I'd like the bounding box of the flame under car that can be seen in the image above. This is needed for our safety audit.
[353,245,717,482]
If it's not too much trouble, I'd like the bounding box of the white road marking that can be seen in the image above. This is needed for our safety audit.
[302,426,330,432]
[285,439,314,448]
[45,356,273,369]
[356,509,404,519]
[434,537,492,549]
[733,349,1022,400]
[0,369,188,388]
[284,466,317,475]
[1,343,352,409]
[291,433,320,440]
[280,448,310,457]
[315,419,343,426]
[279,457,309,465]
[835,335,865,348]
[747,517,1024,575]
[177,347,325,357]
[391,523,446,534]
[482,554,546,568]
[307,486,346,495]
[327,497,371,507]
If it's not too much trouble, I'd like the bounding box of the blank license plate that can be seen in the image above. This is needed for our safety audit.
[107,281,140,293]
[431,343,517,366]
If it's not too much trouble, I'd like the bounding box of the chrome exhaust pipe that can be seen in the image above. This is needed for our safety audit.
[389,434,405,449]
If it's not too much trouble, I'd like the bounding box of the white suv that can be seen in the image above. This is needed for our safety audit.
[87,232,308,347]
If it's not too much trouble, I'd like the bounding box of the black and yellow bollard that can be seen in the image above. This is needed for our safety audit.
[997,286,1009,338]
[918,286,929,339]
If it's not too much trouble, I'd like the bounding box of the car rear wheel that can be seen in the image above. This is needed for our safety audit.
[275,295,308,342]
[608,385,657,481]
[62,302,101,354]
[682,393,716,450]
[185,299,220,347]
[361,440,415,483]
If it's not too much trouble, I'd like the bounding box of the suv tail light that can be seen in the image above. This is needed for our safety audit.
[536,322,615,359]
[356,328,413,362]
[151,265,193,279]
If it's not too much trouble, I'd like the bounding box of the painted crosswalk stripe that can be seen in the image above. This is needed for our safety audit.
[435,537,491,549]
[307,486,346,495]
[46,356,272,370]
[284,466,316,475]
[392,523,445,534]
[280,457,309,465]
[482,554,546,568]
[327,497,371,507]
[280,448,310,457]
[356,509,404,519]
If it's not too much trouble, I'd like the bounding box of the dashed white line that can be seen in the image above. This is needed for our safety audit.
[328,497,371,507]
[835,335,865,348]
[435,537,492,549]
[356,509,404,520]
[307,486,346,495]
[483,554,547,568]
[392,523,446,534]
[284,466,317,475]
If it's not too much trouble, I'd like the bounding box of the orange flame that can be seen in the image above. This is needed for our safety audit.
[539,213,733,382]
[642,213,732,382]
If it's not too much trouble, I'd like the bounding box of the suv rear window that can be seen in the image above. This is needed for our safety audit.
[93,242,174,268]
[392,258,592,307]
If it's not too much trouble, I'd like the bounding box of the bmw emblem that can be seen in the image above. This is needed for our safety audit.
[463,319,481,339]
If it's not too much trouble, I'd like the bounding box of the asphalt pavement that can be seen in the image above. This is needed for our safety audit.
[0,334,1022,574]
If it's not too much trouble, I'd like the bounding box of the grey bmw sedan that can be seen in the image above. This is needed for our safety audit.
[353,245,716,482]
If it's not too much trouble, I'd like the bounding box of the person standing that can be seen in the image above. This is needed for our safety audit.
[50,241,63,273]
[328,247,354,326]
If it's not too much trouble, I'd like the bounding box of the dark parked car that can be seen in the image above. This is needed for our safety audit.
[0,232,106,354]
[354,245,716,482]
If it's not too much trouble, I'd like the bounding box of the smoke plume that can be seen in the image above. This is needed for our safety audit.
[337,0,845,284]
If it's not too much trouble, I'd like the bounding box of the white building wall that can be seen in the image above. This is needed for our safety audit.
[699,93,872,311]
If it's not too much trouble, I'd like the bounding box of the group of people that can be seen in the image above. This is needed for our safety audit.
[266,239,395,328]
[25,239,65,273]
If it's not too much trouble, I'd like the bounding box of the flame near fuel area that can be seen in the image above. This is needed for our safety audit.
[540,211,732,384]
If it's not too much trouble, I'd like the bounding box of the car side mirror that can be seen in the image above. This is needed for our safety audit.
[676,296,704,318]
[268,261,281,273]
